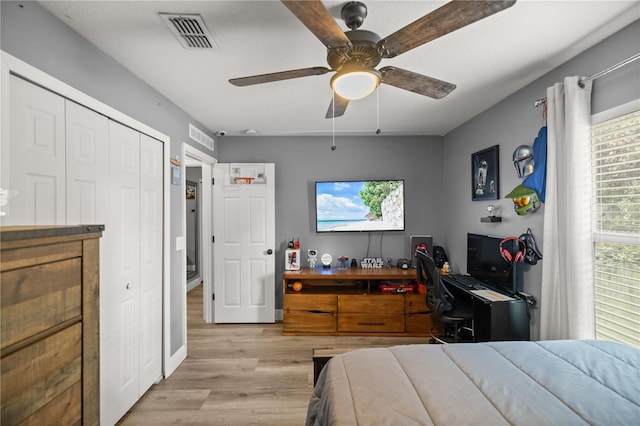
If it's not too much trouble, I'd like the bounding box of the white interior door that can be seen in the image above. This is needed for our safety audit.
[3,75,66,225]
[213,163,275,323]
[102,120,141,425]
[65,100,109,225]
[138,134,163,392]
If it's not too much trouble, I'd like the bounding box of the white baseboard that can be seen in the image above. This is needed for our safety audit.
[164,345,186,378]
[276,308,283,322]
[187,277,202,292]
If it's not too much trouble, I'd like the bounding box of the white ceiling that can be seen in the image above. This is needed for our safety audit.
[39,1,639,137]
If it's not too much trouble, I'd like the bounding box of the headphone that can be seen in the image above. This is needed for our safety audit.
[500,237,527,263]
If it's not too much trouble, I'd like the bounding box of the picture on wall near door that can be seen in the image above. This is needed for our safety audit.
[472,145,500,201]
[186,182,196,199]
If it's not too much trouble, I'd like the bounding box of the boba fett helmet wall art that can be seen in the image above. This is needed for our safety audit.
[505,185,540,215]
[513,145,534,178]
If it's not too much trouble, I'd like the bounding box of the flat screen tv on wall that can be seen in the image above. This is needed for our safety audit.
[315,180,405,232]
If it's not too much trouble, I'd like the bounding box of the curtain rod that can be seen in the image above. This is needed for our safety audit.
[534,52,640,106]
[578,52,640,88]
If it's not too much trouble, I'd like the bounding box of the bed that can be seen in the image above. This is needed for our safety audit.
[306,340,640,425]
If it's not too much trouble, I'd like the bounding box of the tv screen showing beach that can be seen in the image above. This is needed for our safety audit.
[315,180,405,232]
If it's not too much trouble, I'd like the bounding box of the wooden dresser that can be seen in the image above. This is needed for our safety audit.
[283,267,439,336]
[1,225,103,425]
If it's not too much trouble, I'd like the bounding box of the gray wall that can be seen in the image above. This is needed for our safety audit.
[216,135,445,304]
[1,1,216,355]
[3,1,637,343]
[442,20,640,340]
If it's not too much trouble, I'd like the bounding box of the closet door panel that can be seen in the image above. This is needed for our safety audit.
[101,121,141,426]
[65,100,109,225]
[5,75,65,225]
[138,134,163,394]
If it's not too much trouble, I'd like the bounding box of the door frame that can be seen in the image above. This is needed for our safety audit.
[1,51,174,377]
[182,144,217,323]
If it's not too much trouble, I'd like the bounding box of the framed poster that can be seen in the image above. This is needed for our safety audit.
[472,145,499,200]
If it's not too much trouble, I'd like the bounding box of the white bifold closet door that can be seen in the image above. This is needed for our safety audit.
[3,75,163,426]
[101,121,163,426]
[4,75,66,224]
[65,99,109,225]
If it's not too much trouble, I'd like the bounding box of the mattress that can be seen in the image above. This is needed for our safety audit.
[306,340,640,425]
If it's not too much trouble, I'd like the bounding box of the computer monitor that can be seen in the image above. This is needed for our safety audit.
[467,233,515,294]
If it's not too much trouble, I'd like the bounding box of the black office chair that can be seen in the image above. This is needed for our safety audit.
[415,249,473,343]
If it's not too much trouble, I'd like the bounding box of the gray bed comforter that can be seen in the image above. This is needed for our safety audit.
[306,340,640,425]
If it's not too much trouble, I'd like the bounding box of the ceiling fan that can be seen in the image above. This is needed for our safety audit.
[229,0,516,118]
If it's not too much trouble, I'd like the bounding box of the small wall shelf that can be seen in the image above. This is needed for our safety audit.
[481,216,502,223]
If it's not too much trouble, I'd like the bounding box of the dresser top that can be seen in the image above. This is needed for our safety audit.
[0,225,105,241]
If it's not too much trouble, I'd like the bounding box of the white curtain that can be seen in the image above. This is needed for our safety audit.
[540,76,594,340]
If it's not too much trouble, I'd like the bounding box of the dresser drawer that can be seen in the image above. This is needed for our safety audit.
[338,294,404,314]
[283,310,337,333]
[1,323,82,425]
[405,313,440,334]
[1,257,82,349]
[338,313,404,333]
[284,294,337,333]
[405,293,430,314]
[284,293,336,312]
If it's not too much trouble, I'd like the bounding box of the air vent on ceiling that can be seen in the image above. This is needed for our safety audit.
[159,13,217,50]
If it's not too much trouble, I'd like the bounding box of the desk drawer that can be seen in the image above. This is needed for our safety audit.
[338,294,404,314]
[1,257,82,349]
[338,313,404,333]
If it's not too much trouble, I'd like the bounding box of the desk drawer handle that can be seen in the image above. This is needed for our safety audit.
[358,322,385,326]
[307,310,331,314]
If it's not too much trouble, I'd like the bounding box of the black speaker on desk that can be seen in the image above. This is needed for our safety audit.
[410,235,433,268]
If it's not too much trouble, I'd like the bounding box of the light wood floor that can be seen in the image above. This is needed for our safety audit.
[119,285,428,425]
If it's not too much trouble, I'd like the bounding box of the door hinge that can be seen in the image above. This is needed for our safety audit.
[212,178,214,185]
[212,236,215,243]
[212,293,215,301]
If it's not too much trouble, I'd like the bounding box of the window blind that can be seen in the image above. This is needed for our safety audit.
[591,108,640,348]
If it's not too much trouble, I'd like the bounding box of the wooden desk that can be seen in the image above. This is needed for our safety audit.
[283,267,438,336]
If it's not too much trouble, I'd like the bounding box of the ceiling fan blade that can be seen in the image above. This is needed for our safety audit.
[229,67,331,87]
[281,0,351,49]
[377,0,516,58]
[325,93,350,119]
[380,67,456,99]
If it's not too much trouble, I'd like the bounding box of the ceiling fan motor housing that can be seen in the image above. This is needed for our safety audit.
[341,1,368,30]
[327,29,382,71]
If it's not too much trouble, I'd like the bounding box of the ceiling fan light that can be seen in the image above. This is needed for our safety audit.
[331,68,380,100]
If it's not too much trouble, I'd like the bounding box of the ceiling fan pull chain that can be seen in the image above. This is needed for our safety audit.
[332,91,337,151]
[376,87,381,135]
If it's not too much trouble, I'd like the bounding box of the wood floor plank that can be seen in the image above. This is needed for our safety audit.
[118,284,428,425]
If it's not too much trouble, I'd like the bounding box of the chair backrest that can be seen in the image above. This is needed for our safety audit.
[415,249,452,316]
[415,249,438,312]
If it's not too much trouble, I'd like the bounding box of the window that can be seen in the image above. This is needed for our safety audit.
[591,102,640,348]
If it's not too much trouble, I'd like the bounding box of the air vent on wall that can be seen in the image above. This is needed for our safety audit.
[159,13,218,50]
[189,124,215,151]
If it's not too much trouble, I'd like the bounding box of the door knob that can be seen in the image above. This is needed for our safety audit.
[126,283,132,289]
[266,249,273,255]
